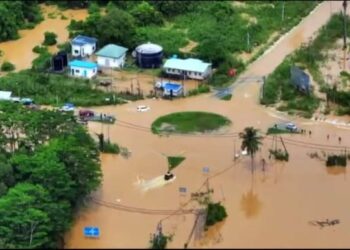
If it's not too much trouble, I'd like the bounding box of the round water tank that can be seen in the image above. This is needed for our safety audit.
[135,42,163,68]
[57,51,68,67]
[52,55,64,72]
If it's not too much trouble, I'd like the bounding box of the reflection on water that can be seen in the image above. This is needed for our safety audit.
[326,167,346,176]
[240,189,262,218]
[196,221,225,247]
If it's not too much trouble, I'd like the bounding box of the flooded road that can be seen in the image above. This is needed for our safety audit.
[63,1,350,248]
[0,4,87,72]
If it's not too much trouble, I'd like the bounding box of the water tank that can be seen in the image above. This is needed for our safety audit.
[135,42,163,68]
[57,51,68,67]
[52,55,64,72]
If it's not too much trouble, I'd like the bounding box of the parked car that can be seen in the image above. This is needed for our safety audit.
[286,122,298,132]
[21,98,34,105]
[79,109,94,117]
[59,103,75,112]
[137,105,150,112]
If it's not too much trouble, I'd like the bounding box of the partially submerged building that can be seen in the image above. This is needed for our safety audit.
[68,60,98,79]
[95,44,128,69]
[71,35,97,58]
[163,58,212,80]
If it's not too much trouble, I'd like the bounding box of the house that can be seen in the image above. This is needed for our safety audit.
[163,58,212,80]
[290,66,312,94]
[71,35,97,58]
[95,44,128,69]
[68,60,98,79]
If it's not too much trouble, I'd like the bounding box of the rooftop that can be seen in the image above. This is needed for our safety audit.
[0,91,12,100]
[72,35,97,46]
[163,58,211,73]
[68,60,98,69]
[95,44,128,59]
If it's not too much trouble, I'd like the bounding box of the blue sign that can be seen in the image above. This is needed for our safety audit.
[84,227,100,238]
[179,187,187,193]
[202,167,210,173]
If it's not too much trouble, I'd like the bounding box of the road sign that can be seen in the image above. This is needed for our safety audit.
[202,167,210,174]
[179,187,187,193]
[84,227,100,238]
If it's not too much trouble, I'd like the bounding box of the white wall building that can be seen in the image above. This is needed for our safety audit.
[95,44,128,69]
[71,35,97,58]
[163,58,212,80]
[68,60,98,79]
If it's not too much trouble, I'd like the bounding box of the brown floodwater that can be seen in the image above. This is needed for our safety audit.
[0,4,88,72]
[62,1,350,248]
[0,1,348,248]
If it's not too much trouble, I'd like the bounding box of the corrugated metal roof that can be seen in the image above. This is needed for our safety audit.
[163,58,211,73]
[0,91,12,100]
[95,44,128,58]
[68,60,97,69]
[72,35,97,46]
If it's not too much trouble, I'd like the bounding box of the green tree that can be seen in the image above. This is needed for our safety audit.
[131,1,163,26]
[42,31,57,46]
[1,61,15,72]
[239,127,263,173]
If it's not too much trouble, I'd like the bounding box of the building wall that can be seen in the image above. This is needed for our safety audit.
[70,66,97,79]
[165,66,212,80]
[97,54,126,68]
[72,43,96,57]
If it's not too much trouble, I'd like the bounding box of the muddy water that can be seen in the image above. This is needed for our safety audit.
[0,4,88,72]
[63,1,350,248]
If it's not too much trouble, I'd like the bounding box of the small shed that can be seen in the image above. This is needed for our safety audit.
[68,60,98,79]
[290,66,312,94]
[163,58,212,80]
[71,35,98,58]
[95,44,128,69]
[0,91,12,101]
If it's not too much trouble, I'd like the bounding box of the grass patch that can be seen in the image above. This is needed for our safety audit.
[151,111,231,134]
[101,141,120,154]
[220,94,232,101]
[167,156,185,171]
[187,84,210,96]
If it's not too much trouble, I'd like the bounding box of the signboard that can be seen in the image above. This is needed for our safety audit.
[84,227,100,238]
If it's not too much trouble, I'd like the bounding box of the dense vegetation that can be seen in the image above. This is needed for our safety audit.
[0,1,43,41]
[205,202,228,227]
[326,154,347,167]
[0,70,125,106]
[42,31,57,46]
[261,13,350,117]
[0,101,102,248]
[1,61,15,72]
[151,111,231,134]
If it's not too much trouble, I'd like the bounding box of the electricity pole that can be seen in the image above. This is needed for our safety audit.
[343,0,348,70]
[282,1,285,21]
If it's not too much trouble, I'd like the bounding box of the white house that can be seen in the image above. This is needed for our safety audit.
[163,58,212,80]
[71,35,98,58]
[95,44,128,69]
[68,60,98,79]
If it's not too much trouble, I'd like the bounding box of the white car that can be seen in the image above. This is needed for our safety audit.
[137,105,150,112]
[286,122,297,132]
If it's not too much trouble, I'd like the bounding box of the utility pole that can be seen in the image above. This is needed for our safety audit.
[247,30,251,52]
[281,1,285,22]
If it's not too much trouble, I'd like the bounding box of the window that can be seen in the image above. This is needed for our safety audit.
[75,69,80,73]
[74,50,79,54]
[92,46,95,51]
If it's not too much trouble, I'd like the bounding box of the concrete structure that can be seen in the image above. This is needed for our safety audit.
[71,35,97,58]
[134,42,163,68]
[68,60,98,79]
[163,58,212,80]
[95,44,128,69]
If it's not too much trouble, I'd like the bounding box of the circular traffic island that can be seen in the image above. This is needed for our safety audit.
[151,111,231,135]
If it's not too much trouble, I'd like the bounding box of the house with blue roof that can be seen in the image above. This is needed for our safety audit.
[163,58,212,80]
[68,60,98,79]
[95,44,128,69]
[71,35,98,58]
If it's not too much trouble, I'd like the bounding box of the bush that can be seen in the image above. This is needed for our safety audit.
[150,233,172,249]
[32,51,52,72]
[32,45,47,54]
[220,94,232,101]
[1,61,15,72]
[42,31,57,46]
[187,84,210,96]
[57,42,71,53]
[269,149,289,161]
[206,202,227,227]
[326,155,347,167]
[101,141,120,154]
